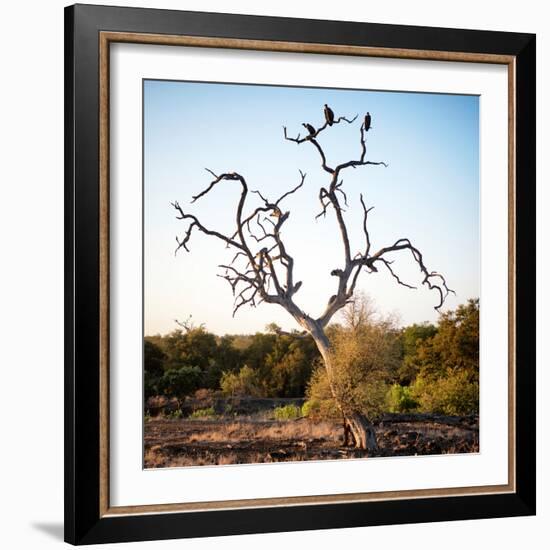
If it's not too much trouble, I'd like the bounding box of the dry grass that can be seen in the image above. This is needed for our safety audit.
[183,419,337,444]
[144,445,167,468]
[143,414,479,468]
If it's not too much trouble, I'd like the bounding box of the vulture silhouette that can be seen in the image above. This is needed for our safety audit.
[324,104,335,126]
[364,112,372,132]
[302,123,316,136]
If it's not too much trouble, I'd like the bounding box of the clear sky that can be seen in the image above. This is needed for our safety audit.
[144,79,479,336]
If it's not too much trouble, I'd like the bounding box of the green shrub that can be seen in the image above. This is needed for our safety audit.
[315,302,398,421]
[220,365,261,397]
[190,407,216,418]
[301,399,319,418]
[273,404,302,420]
[304,367,340,420]
[301,397,339,420]
[386,384,418,413]
[412,369,479,416]
[158,366,202,398]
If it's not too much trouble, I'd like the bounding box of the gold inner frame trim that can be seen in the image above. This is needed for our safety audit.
[98,31,516,517]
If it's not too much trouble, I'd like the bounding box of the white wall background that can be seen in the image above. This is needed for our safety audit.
[0,1,546,548]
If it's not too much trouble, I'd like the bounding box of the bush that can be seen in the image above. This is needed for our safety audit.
[220,365,262,397]
[303,368,342,420]
[304,368,338,419]
[190,407,216,418]
[306,347,390,422]
[403,299,479,382]
[320,296,399,421]
[386,384,418,413]
[301,398,339,420]
[301,399,318,418]
[144,371,162,400]
[157,366,202,398]
[144,339,166,377]
[273,404,302,420]
[412,369,479,415]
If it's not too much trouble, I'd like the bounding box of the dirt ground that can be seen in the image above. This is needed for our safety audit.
[144,414,479,468]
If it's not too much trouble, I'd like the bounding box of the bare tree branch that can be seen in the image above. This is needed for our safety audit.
[173,168,309,317]
[283,109,450,326]
[173,105,452,333]
[174,315,205,332]
[376,258,417,289]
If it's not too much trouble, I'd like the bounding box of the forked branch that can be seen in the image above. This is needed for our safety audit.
[283,107,452,327]
[173,105,453,329]
[172,168,308,319]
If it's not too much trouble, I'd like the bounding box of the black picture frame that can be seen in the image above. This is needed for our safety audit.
[65,3,536,545]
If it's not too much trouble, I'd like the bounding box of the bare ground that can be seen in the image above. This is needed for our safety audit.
[144,415,479,468]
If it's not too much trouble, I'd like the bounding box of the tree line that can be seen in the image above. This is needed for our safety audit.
[144,297,479,417]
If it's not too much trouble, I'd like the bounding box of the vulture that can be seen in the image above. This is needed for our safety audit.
[302,123,316,136]
[324,104,335,126]
[364,112,372,132]
[270,206,283,218]
[255,247,268,260]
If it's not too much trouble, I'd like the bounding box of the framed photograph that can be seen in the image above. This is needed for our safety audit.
[64,4,536,545]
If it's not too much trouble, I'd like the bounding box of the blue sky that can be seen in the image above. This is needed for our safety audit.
[144,79,479,336]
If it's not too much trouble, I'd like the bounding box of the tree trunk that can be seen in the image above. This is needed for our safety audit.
[305,319,378,453]
[348,412,378,452]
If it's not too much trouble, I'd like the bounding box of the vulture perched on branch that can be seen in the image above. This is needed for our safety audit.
[302,123,316,136]
[270,206,283,218]
[364,112,372,132]
[324,104,335,126]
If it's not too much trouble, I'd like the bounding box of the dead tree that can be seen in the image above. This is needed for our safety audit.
[172,106,453,452]
[174,314,205,332]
